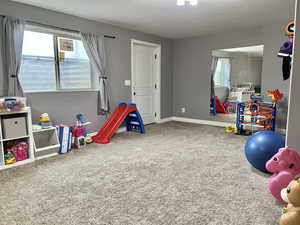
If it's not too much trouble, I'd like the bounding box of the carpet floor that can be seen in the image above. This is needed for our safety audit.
[0,122,281,225]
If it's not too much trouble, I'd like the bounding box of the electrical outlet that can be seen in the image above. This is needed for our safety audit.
[124,80,131,86]
[181,107,186,113]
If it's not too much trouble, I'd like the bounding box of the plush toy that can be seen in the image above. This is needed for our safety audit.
[4,143,16,165]
[279,174,300,225]
[266,147,300,203]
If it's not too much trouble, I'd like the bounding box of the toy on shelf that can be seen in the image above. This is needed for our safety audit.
[266,147,300,203]
[39,113,52,129]
[236,90,283,135]
[244,130,285,173]
[14,142,29,161]
[278,21,295,80]
[4,142,16,165]
[279,174,300,225]
[4,141,29,164]
[72,114,91,149]
[0,97,26,113]
[93,103,144,144]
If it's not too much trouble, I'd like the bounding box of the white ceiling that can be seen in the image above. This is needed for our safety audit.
[222,45,264,57]
[12,0,295,39]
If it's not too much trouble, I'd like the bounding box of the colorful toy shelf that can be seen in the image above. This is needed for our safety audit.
[0,107,35,170]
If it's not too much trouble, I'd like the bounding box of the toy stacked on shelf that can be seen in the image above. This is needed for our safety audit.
[0,97,26,113]
[39,113,52,129]
[4,141,29,165]
[236,89,283,135]
[4,143,16,165]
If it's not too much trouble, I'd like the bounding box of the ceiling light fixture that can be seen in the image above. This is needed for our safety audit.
[189,0,198,6]
[177,0,185,6]
[177,0,198,6]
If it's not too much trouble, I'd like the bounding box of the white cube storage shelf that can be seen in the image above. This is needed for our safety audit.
[0,108,34,170]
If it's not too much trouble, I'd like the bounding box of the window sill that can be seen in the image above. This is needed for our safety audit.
[25,89,99,94]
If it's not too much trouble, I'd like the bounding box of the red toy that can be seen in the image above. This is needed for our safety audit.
[93,103,144,144]
[266,89,284,104]
[215,96,228,114]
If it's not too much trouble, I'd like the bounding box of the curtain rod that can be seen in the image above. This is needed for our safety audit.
[27,20,116,39]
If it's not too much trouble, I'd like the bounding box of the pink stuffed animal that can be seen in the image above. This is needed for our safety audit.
[266,147,300,203]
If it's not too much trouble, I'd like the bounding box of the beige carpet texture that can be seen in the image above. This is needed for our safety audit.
[0,122,281,225]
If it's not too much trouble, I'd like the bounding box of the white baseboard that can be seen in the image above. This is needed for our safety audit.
[157,116,232,128]
[172,117,232,127]
[87,118,285,137]
[157,117,173,123]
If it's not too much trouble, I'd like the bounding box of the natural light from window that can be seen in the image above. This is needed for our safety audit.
[19,28,92,92]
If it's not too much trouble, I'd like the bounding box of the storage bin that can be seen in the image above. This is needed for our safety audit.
[2,117,27,139]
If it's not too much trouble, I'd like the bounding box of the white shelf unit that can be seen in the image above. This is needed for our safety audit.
[33,127,60,159]
[0,107,34,170]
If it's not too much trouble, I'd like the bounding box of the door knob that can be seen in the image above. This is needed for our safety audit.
[133,92,136,96]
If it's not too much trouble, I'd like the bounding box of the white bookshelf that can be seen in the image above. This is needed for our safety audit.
[0,107,34,170]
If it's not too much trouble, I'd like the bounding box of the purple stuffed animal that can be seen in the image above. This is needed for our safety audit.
[266,147,300,203]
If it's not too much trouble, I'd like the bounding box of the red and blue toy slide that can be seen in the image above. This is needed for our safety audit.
[93,103,145,144]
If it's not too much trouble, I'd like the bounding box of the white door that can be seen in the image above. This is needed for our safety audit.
[132,42,160,125]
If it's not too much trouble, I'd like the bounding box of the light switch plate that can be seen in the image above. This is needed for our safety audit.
[124,80,131,86]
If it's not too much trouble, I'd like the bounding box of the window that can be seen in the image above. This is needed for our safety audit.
[213,58,231,88]
[19,26,92,92]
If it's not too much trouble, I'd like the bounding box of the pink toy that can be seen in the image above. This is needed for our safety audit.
[14,142,29,161]
[266,147,300,203]
[72,126,85,138]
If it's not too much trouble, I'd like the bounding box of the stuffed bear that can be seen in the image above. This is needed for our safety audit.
[280,174,300,225]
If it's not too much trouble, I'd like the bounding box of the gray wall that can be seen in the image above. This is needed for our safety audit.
[230,53,263,88]
[0,0,173,132]
[0,18,4,95]
[287,0,300,151]
[173,18,294,128]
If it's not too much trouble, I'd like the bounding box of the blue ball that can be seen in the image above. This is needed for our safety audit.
[245,131,285,173]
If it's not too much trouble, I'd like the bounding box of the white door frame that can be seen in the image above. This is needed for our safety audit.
[131,39,161,123]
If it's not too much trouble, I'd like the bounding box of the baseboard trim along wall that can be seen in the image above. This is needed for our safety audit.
[158,117,232,127]
[158,117,287,133]
[157,117,174,124]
